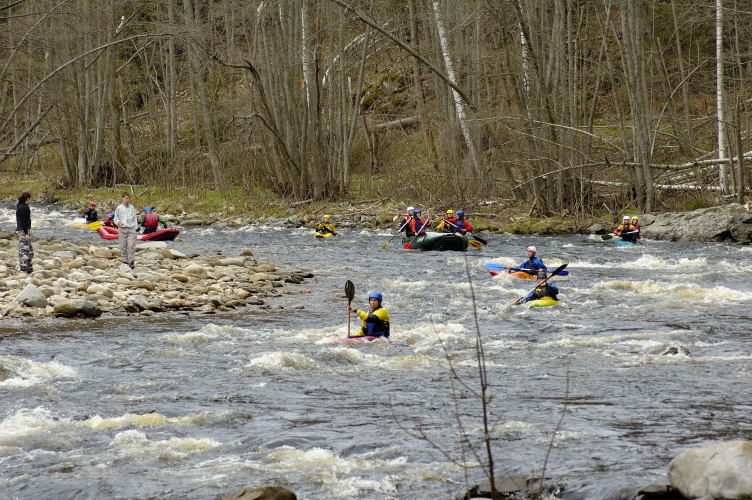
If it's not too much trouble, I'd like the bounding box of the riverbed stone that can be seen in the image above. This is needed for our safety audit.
[184,264,208,279]
[634,483,684,500]
[86,284,114,298]
[52,250,77,260]
[251,272,277,282]
[135,241,168,250]
[168,249,188,259]
[221,486,297,500]
[15,284,48,308]
[53,300,102,318]
[89,246,112,258]
[668,440,752,499]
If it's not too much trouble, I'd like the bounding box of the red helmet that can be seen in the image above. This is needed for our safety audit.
[90,202,97,207]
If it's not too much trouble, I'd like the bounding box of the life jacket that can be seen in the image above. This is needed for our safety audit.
[143,212,158,228]
[409,217,427,235]
[535,284,558,300]
[361,307,390,337]
[316,223,335,234]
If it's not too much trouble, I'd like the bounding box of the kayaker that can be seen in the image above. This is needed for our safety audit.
[399,206,415,231]
[406,209,429,237]
[613,216,631,237]
[509,246,547,276]
[625,215,641,243]
[435,209,457,232]
[114,193,138,269]
[315,214,337,236]
[16,192,33,275]
[347,291,390,338]
[138,206,169,235]
[83,202,98,223]
[103,212,116,227]
[514,270,559,305]
[451,210,473,234]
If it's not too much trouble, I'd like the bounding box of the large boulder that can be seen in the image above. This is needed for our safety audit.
[53,300,102,318]
[641,204,752,243]
[668,440,752,499]
[15,284,48,308]
[221,486,297,500]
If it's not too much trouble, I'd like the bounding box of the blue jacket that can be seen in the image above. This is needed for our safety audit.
[516,257,547,275]
[520,283,559,304]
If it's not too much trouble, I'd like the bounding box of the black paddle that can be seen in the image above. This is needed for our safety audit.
[513,263,568,305]
[345,280,355,338]
[439,218,488,245]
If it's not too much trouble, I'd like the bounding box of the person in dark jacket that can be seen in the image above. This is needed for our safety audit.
[16,192,33,274]
[514,270,559,305]
[83,202,98,223]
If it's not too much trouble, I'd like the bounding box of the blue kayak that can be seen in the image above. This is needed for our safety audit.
[614,239,639,247]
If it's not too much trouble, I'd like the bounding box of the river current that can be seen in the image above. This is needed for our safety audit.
[1,206,751,499]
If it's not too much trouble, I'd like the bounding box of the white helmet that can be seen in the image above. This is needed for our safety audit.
[622,215,630,221]
[527,246,537,253]
[407,206,415,214]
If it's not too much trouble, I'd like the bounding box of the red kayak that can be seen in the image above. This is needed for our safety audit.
[489,270,536,280]
[96,226,180,241]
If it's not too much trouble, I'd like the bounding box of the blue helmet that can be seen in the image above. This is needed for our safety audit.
[143,206,153,213]
[413,209,422,214]
[456,210,465,218]
[368,292,383,304]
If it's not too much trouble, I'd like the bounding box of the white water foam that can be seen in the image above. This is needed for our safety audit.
[0,356,77,388]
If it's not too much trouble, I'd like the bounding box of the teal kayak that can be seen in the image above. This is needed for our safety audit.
[402,232,469,251]
[614,239,639,247]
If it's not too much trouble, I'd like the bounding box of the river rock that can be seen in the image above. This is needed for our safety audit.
[86,284,114,298]
[221,486,297,500]
[251,272,277,282]
[89,246,112,258]
[641,204,752,243]
[52,250,77,260]
[15,284,48,308]
[136,241,168,250]
[464,475,548,499]
[218,257,245,266]
[117,264,133,274]
[168,249,188,259]
[86,259,109,271]
[634,483,684,500]
[587,222,609,235]
[235,288,251,299]
[668,440,752,499]
[53,300,102,318]
[184,264,208,279]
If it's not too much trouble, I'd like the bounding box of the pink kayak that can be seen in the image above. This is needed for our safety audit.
[96,226,180,241]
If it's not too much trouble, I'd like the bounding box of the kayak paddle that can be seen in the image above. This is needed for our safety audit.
[512,263,568,305]
[77,221,103,230]
[602,230,639,240]
[403,219,430,249]
[439,218,488,246]
[485,263,568,276]
[380,217,411,249]
[345,280,355,338]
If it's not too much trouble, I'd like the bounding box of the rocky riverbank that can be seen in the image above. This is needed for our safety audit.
[0,232,312,320]
[589,203,752,244]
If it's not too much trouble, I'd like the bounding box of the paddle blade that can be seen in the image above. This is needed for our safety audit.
[601,234,614,240]
[485,263,504,271]
[470,234,488,245]
[379,241,389,249]
[87,221,103,230]
[403,242,413,249]
[468,240,484,249]
[345,280,355,303]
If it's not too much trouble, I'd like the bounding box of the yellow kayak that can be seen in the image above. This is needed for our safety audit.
[314,232,335,238]
[528,297,559,308]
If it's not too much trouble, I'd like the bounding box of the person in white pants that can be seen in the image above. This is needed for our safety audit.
[113,193,138,269]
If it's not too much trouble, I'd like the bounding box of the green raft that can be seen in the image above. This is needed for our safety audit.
[402,232,469,251]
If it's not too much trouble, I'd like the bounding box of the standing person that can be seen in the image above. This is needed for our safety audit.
[508,245,547,277]
[83,202,98,223]
[138,206,169,235]
[114,193,138,269]
[347,292,390,338]
[15,192,33,275]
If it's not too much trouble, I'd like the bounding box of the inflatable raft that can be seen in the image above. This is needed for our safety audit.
[96,226,180,241]
[402,232,468,251]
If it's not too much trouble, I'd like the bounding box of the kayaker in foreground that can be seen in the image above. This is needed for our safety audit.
[138,206,169,235]
[83,202,98,223]
[315,214,337,236]
[406,209,429,237]
[514,270,559,305]
[347,292,390,338]
[508,246,547,277]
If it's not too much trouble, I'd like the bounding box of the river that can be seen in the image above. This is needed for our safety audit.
[1,206,751,499]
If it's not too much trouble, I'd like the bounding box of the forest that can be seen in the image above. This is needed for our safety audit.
[1,0,750,215]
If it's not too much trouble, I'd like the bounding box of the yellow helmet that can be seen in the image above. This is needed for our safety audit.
[446,209,455,215]
[323,214,332,220]
[631,216,639,222]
